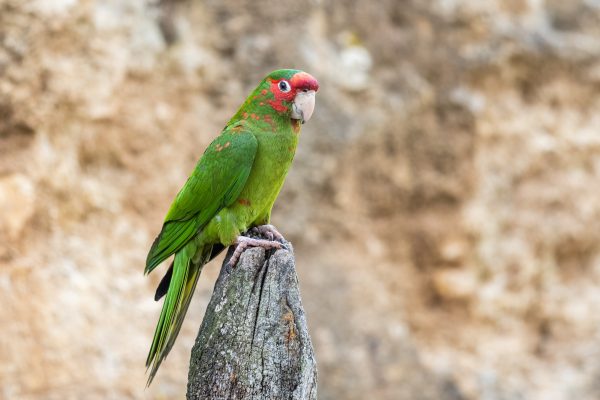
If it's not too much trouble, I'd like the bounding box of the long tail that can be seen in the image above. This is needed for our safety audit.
[145,243,212,386]
[154,243,225,302]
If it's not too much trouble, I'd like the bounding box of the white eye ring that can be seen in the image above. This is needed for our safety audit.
[278,80,291,93]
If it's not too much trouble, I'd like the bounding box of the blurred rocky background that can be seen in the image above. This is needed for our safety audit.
[1,0,600,399]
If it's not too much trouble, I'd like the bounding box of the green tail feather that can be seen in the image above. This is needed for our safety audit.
[145,243,211,386]
[145,218,200,275]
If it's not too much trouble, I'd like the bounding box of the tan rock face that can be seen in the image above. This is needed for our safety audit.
[1,0,600,399]
[0,174,35,241]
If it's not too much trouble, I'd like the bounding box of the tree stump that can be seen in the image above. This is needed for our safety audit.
[187,242,317,400]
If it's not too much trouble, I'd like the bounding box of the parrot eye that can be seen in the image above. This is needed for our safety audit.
[278,80,291,93]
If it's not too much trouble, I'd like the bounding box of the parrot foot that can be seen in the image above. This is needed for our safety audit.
[228,236,283,267]
[250,224,286,243]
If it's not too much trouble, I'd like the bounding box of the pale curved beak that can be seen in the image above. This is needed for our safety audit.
[291,90,316,124]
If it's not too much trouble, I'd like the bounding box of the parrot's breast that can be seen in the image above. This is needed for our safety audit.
[237,126,298,222]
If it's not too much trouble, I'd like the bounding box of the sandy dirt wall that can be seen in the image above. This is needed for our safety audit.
[1,0,600,399]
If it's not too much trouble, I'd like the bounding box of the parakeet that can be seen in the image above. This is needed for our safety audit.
[144,69,319,385]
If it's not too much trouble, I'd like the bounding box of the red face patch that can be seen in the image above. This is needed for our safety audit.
[267,79,295,113]
[289,71,319,93]
[263,72,319,115]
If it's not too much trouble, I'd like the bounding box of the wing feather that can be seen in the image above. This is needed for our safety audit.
[145,129,257,274]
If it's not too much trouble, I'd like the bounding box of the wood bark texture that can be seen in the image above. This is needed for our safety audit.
[187,243,317,400]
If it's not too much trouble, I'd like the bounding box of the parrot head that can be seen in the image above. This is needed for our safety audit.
[255,69,319,124]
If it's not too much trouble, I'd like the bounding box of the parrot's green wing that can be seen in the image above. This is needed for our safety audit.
[145,129,258,274]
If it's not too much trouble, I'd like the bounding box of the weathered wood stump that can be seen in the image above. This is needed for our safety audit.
[187,242,317,400]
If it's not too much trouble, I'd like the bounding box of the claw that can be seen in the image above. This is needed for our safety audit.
[251,224,286,243]
[228,236,283,267]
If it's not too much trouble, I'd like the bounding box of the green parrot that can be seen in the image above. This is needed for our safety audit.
[144,69,319,385]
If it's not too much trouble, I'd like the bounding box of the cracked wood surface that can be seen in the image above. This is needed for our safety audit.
[187,242,317,400]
